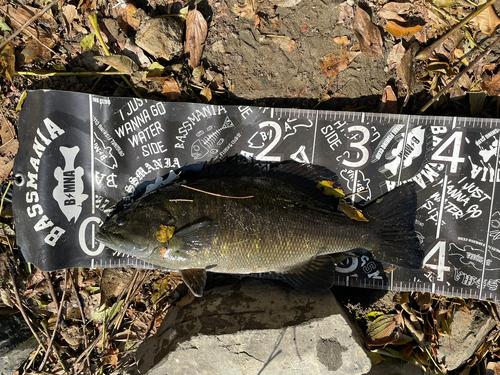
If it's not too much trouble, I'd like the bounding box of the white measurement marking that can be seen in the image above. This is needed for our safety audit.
[480,133,500,298]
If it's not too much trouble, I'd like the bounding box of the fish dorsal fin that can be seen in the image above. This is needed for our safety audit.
[275,255,336,293]
[268,160,341,194]
[199,155,343,196]
[169,221,219,254]
[180,269,207,297]
[199,155,264,178]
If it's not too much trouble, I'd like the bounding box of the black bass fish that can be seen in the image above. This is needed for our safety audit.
[97,157,423,297]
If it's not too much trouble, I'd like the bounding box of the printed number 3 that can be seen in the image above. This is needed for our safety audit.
[341,125,371,169]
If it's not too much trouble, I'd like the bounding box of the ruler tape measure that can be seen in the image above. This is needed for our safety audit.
[12,90,500,301]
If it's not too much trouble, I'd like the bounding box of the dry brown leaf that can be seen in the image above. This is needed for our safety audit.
[337,2,354,25]
[232,0,255,19]
[333,36,350,45]
[387,42,405,68]
[0,114,18,185]
[148,76,181,100]
[118,3,141,32]
[353,6,383,58]
[0,42,15,83]
[200,86,212,102]
[185,9,208,68]
[61,4,78,37]
[415,292,432,309]
[380,2,412,23]
[386,21,424,38]
[177,292,196,307]
[379,85,398,114]
[319,51,357,77]
[482,71,500,96]
[474,0,500,36]
[339,201,369,222]
[487,362,500,375]
[93,55,139,74]
[396,42,419,106]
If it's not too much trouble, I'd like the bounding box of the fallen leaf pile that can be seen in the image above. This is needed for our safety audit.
[365,292,500,374]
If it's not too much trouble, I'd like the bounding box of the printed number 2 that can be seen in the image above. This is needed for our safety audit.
[255,121,282,162]
[423,240,450,282]
[430,130,465,175]
[341,125,371,169]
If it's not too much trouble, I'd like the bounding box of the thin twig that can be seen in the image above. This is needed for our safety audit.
[43,271,60,312]
[112,270,149,335]
[416,0,498,60]
[68,269,90,368]
[418,33,500,114]
[17,71,125,77]
[0,0,59,51]
[181,184,254,199]
[8,263,47,351]
[39,270,69,372]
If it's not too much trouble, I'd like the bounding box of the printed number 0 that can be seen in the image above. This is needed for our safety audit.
[341,125,371,169]
[423,240,450,282]
[430,130,465,175]
[255,121,282,162]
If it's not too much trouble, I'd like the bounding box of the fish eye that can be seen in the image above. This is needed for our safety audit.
[116,218,125,227]
[193,145,200,151]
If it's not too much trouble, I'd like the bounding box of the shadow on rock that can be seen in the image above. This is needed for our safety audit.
[136,278,371,375]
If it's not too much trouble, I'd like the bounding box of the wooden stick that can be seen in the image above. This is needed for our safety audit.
[416,0,498,60]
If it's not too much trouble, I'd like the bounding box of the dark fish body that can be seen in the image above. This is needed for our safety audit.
[97,157,423,296]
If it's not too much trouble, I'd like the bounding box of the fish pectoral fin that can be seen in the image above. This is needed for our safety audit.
[180,269,207,297]
[276,255,336,293]
[171,221,219,253]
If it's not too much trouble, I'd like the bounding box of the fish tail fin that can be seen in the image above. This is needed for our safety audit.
[362,182,423,269]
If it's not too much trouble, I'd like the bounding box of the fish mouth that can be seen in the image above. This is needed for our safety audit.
[95,230,115,249]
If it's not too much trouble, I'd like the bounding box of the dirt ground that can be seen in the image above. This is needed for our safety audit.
[1,0,500,373]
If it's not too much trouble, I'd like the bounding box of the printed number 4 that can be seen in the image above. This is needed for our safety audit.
[423,240,450,282]
[430,130,465,175]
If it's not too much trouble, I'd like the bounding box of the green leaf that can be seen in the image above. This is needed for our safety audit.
[91,300,124,322]
[366,311,385,321]
[147,61,165,77]
[16,90,27,112]
[80,33,95,51]
[0,18,12,33]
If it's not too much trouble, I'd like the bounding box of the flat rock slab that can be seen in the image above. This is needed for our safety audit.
[135,17,183,61]
[437,306,497,371]
[136,279,371,374]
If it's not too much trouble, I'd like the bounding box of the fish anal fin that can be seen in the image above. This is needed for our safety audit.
[276,255,336,293]
[180,269,207,297]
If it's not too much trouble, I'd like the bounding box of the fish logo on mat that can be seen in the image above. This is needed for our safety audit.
[191,116,235,160]
[94,132,117,169]
[53,146,88,222]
